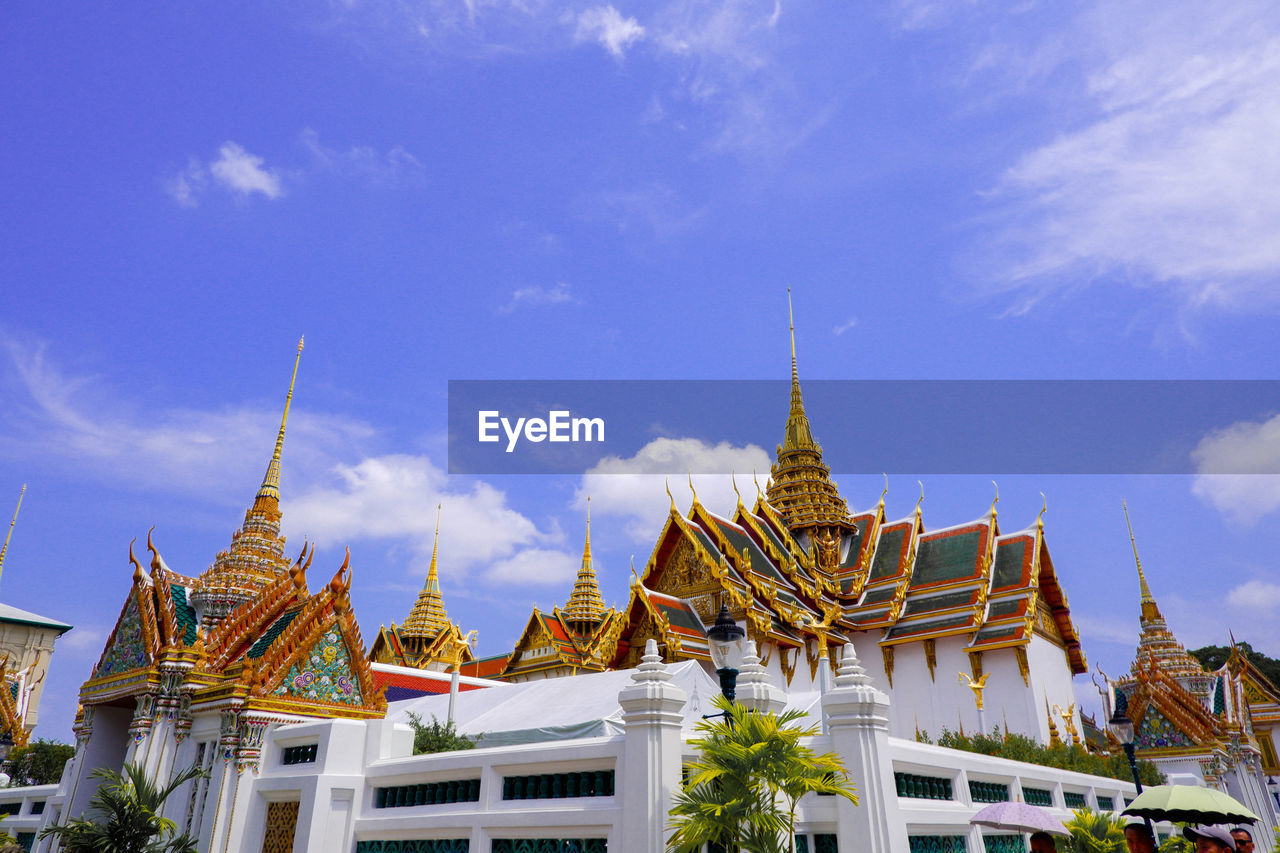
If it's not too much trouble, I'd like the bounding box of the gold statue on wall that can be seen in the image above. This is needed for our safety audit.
[959,671,991,710]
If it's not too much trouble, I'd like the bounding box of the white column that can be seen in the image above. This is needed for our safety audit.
[822,642,909,853]
[736,640,786,715]
[617,639,689,853]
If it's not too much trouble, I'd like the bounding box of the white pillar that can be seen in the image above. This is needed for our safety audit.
[822,642,909,853]
[737,640,786,715]
[617,639,689,853]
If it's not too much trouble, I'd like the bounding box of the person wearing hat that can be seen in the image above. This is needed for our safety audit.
[1230,827,1254,853]
[1183,825,1237,853]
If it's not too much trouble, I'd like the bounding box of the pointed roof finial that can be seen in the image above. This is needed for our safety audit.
[565,498,607,628]
[990,480,1000,519]
[916,480,925,516]
[879,474,889,510]
[688,469,699,507]
[665,477,676,512]
[255,337,304,508]
[731,471,743,509]
[402,504,451,639]
[0,484,25,591]
[788,286,798,387]
[1122,500,1160,622]
[1037,492,1047,530]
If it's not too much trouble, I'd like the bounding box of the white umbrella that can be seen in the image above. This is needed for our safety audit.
[971,802,1070,837]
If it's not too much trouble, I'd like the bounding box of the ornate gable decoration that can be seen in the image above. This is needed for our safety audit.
[272,627,364,706]
[93,592,152,679]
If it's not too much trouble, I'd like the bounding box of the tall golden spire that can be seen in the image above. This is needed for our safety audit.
[0,484,25,591]
[254,336,304,512]
[767,290,853,538]
[1122,500,1160,622]
[193,339,303,627]
[565,497,606,629]
[403,504,451,639]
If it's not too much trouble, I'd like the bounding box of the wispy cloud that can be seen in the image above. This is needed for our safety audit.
[300,128,427,187]
[832,316,857,336]
[0,336,564,584]
[577,437,772,540]
[499,282,577,313]
[573,6,645,58]
[591,183,710,239]
[484,547,579,585]
[166,142,284,206]
[979,1,1280,311]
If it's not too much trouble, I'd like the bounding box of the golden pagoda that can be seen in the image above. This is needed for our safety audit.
[1123,502,1205,682]
[766,290,856,557]
[563,498,607,635]
[369,506,475,671]
[190,338,303,629]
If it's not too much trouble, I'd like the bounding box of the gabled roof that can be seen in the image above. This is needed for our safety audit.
[0,602,72,633]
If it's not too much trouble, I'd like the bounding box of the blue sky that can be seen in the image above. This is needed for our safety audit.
[4,0,1280,740]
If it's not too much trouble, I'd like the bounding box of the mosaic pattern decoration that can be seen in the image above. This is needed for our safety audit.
[95,594,150,678]
[273,628,363,705]
[1137,706,1193,749]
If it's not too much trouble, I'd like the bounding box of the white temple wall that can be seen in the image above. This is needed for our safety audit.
[1026,635,1083,745]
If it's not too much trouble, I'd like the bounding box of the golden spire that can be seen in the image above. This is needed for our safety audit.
[767,291,853,536]
[402,504,451,639]
[1122,500,1160,622]
[254,336,304,511]
[0,484,24,590]
[565,498,607,629]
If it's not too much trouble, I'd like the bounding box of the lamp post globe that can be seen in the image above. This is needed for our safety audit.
[707,603,746,703]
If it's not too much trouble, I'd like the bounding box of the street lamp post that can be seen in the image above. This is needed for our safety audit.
[706,603,746,703]
[1108,693,1154,836]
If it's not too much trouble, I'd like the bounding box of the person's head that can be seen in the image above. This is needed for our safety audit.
[1030,832,1058,853]
[1183,824,1237,853]
[1125,823,1157,853]
[1230,828,1254,853]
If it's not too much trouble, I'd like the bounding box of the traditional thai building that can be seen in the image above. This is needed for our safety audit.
[370,507,475,672]
[385,306,1088,745]
[41,339,388,851]
[495,502,625,681]
[0,485,73,741]
[1103,505,1280,832]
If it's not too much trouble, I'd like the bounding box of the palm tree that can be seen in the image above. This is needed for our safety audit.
[39,761,208,853]
[1060,808,1127,853]
[668,696,858,853]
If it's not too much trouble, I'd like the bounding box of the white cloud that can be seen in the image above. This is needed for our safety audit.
[577,437,772,540]
[832,316,857,336]
[592,183,710,239]
[0,337,565,585]
[983,1,1280,310]
[166,141,283,206]
[210,142,284,198]
[499,282,577,313]
[300,128,426,187]
[574,6,645,58]
[484,547,579,585]
[286,454,560,573]
[59,626,108,656]
[1225,580,1280,612]
[1191,413,1280,524]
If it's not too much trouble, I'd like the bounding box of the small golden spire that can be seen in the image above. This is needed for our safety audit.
[879,474,888,510]
[1045,695,1062,748]
[688,470,699,507]
[788,286,798,387]
[1037,492,1047,530]
[990,480,1000,520]
[255,336,304,507]
[0,484,25,589]
[915,480,925,516]
[665,477,676,512]
[565,499,606,628]
[753,469,764,498]
[1123,500,1161,622]
[731,471,743,509]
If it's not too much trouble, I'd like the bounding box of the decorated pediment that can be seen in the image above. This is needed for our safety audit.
[1136,705,1195,750]
[92,591,154,679]
[271,626,364,706]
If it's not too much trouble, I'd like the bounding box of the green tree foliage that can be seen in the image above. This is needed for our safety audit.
[916,729,1164,786]
[406,712,476,755]
[5,738,76,786]
[667,696,858,853]
[1189,642,1280,687]
[1060,808,1127,853]
[38,761,207,853]
[1158,836,1193,853]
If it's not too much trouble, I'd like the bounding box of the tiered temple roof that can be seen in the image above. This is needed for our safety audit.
[80,341,386,730]
[369,506,475,671]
